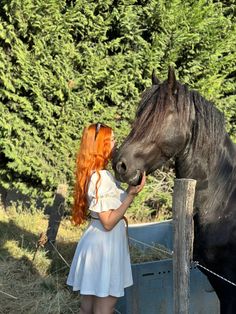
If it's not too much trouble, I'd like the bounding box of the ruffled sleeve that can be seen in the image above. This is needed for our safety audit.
[87,170,123,213]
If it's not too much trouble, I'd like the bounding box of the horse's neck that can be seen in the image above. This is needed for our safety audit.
[175,133,236,218]
[177,133,236,176]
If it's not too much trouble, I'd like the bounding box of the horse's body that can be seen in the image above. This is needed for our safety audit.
[113,68,236,313]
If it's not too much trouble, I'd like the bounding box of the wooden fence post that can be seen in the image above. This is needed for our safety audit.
[172,178,196,314]
[45,184,68,252]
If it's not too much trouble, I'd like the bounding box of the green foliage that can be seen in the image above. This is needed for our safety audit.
[133,0,236,137]
[127,168,174,221]
[0,0,235,209]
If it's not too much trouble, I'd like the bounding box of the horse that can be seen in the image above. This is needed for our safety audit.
[112,67,236,314]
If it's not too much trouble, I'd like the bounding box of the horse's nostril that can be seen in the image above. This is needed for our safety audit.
[116,160,127,174]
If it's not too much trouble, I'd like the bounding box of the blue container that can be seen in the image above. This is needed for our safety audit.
[116,220,220,314]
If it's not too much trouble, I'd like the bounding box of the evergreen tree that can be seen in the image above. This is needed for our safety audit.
[0,0,235,209]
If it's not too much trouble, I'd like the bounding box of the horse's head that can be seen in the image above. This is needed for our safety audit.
[113,67,194,185]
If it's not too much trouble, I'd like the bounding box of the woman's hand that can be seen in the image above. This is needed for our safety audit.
[127,172,146,196]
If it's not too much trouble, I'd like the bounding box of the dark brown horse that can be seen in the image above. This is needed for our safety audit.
[113,67,236,314]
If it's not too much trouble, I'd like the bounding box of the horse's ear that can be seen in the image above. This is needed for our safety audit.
[152,69,160,85]
[167,66,177,93]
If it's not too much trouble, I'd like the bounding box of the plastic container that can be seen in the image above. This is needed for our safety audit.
[116,220,220,314]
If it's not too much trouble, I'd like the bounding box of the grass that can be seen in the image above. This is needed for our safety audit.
[0,207,85,314]
[0,206,169,313]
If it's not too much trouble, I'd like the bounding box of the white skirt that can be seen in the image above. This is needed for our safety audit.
[66,219,133,297]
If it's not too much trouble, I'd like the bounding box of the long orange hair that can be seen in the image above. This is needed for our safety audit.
[72,123,113,225]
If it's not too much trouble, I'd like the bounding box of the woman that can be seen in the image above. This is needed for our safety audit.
[67,123,146,314]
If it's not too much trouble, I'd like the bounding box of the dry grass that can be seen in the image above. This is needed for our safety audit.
[0,207,85,314]
[129,241,172,264]
[0,207,168,313]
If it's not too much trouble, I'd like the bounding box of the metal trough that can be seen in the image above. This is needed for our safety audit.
[116,220,220,314]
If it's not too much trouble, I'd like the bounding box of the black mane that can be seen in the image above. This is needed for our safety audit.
[133,80,225,158]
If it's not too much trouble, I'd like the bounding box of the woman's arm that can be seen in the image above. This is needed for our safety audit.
[98,173,146,231]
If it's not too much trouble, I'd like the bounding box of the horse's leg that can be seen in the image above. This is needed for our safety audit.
[205,273,236,314]
[214,285,236,314]
[220,295,236,314]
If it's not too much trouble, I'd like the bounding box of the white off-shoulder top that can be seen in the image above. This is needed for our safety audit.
[87,170,127,218]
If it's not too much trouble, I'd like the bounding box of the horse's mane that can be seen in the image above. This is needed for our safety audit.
[132,80,225,156]
[189,89,225,155]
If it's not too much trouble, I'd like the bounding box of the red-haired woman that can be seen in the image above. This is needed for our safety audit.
[67,123,145,314]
